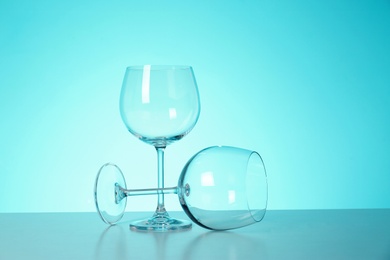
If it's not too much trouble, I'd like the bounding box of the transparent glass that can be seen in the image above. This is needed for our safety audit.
[120,65,200,148]
[94,146,268,231]
[94,163,127,224]
[178,146,268,230]
[120,65,200,231]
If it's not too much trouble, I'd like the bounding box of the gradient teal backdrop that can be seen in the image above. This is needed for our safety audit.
[1,0,389,212]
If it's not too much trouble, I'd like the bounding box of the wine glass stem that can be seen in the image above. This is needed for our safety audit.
[156,147,166,214]
[121,186,178,197]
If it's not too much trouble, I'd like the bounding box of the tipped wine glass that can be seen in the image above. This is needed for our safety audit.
[108,65,200,231]
[94,146,267,231]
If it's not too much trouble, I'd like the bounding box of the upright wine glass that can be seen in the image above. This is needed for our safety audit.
[119,65,200,231]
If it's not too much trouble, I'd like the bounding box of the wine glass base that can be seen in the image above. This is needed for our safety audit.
[130,215,192,232]
[95,163,127,225]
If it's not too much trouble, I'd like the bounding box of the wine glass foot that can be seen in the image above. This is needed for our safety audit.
[130,214,192,232]
[94,163,127,225]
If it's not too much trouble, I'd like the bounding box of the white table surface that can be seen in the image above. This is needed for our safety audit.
[1,209,389,259]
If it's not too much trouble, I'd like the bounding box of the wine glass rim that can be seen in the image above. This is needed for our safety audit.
[246,150,268,222]
[125,65,193,71]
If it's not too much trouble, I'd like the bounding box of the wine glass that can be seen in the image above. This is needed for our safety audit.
[94,146,268,231]
[119,65,200,231]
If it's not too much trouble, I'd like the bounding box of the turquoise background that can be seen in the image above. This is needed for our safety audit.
[1,0,389,212]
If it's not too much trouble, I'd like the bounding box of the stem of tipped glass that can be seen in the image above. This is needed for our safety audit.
[114,182,190,204]
[116,185,178,200]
